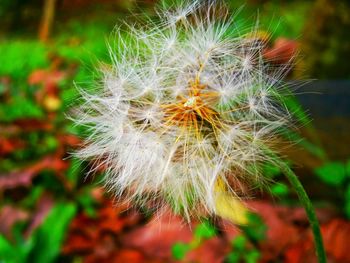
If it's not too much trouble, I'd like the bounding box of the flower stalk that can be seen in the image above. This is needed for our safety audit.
[282,164,326,263]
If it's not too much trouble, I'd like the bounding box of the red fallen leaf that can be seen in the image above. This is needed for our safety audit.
[57,134,81,148]
[13,119,53,132]
[0,76,11,99]
[0,121,52,137]
[121,209,193,260]
[84,233,118,263]
[0,137,25,156]
[62,233,95,253]
[28,69,65,96]
[275,205,337,226]
[0,155,68,190]
[247,201,300,261]
[218,219,242,241]
[90,187,105,203]
[24,192,54,237]
[68,212,101,238]
[0,125,21,137]
[263,37,298,64]
[283,219,350,263]
[284,237,316,263]
[286,219,350,262]
[0,206,29,239]
[28,64,69,113]
[114,249,145,263]
[98,206,127,234]
[83,240,150,263]
[0,169,37,190]
[63,200,142,257]
[321,219,350,262]
[62,213,99,254]
[186,237,231,263]
[50,156,69,171]
[96,202,141,234]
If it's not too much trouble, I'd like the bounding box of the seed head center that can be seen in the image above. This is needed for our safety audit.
[184,96,198,108]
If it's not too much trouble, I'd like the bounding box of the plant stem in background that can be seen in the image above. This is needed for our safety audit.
[39,0,57,42]
[282,164,327,263]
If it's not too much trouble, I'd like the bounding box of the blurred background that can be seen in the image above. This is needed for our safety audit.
[0,0,350,262]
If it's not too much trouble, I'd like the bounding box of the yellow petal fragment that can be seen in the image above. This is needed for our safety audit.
[214,179,249,225]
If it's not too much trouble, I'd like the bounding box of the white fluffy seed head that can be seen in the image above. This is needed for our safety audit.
[73,1,294,219]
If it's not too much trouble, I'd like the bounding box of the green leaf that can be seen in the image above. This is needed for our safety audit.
[0,82,7,95]
[244,249,260,263]
[314,162,346,186]
[0,97,44,122]
[66,158,81,187]
[242,213,267,242]
[27,203,76,263]
[225,252,241,263]
[22,186,44,208]
[271,183,289,197]
[194,221,216,239]
[44,136,58,152]
[345,185,350,201]
[0,227,36,263]
[346,159,350,177]
[171,242,191,260]
[232,235,247,251]
[262,163,281,178]
[0,41,48,79]
[345,185,350,219]
[345,200,350,219]
[77,189,97,218]
[0,235,20,263]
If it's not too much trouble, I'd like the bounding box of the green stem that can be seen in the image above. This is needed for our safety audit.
[281,164,327,263]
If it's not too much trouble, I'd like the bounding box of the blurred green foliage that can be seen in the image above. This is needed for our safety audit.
[0,41,48,79]
[172,242,191,261]
[226,235,261,263]
[314,159,350,219]
[315,162,347,186]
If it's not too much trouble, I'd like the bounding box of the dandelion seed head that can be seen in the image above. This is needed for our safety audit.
[74,1,294,219]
